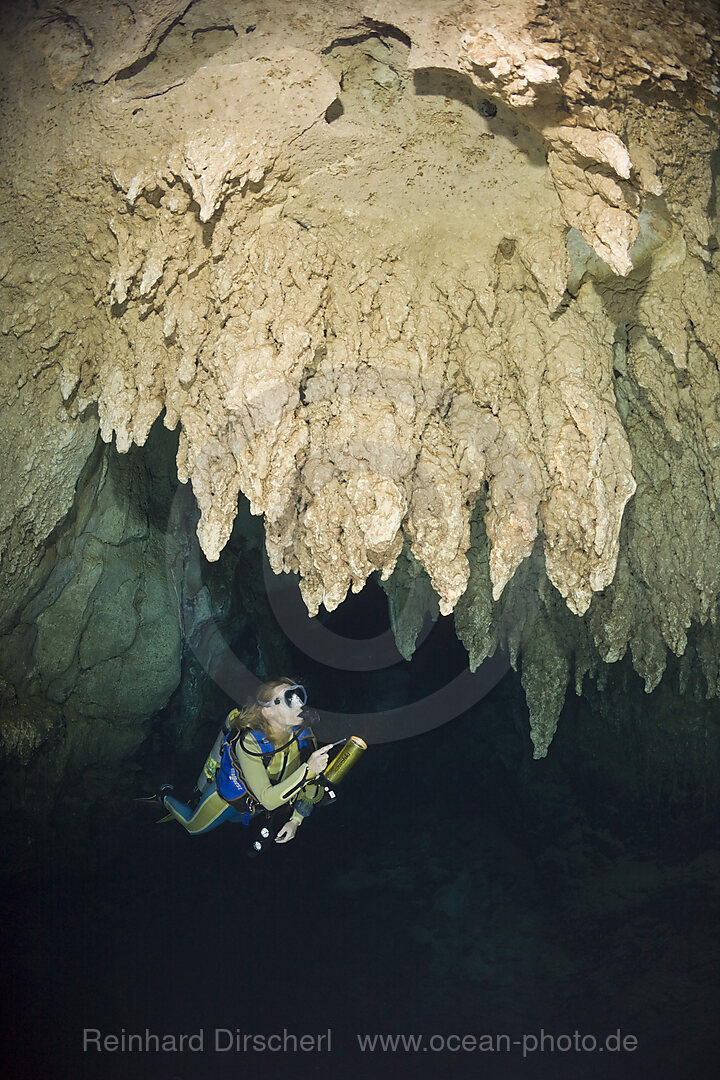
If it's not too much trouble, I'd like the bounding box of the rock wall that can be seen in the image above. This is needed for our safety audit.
[0,0,719,760]
[0,427,182,779]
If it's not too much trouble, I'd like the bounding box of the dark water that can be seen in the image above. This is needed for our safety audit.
[2,584,719,1080]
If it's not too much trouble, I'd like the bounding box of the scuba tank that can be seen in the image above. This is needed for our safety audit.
[194,710,239,797]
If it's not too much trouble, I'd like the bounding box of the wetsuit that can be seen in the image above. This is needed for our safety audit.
[162,723,323,836]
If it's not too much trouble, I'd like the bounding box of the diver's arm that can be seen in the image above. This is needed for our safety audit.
[287,779,325,825]
[294,746,332,816]
[308,778,325,803]
[236,744,311,811]
[299,779,325,806]
[290,735,325,820]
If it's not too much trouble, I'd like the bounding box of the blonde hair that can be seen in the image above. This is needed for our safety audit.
[229,677,298,748]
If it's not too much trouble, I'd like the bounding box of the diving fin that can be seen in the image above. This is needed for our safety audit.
[134,793,174,821]
[135,784,174,806]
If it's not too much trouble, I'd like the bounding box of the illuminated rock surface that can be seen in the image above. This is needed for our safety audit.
[0,0,718,760]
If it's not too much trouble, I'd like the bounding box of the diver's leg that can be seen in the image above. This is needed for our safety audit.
[163,788,236,835]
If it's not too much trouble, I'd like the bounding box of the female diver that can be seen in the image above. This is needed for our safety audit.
[159,678,333,843]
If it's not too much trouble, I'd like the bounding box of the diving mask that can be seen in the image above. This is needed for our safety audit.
[259,684,307,709]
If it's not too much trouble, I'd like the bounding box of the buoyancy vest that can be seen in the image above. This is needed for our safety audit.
[215,725,315,813]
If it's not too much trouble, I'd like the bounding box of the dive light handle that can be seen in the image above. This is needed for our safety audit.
[318,777,338,805]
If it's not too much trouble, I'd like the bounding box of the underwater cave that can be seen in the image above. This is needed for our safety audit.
[1,1,719,1078]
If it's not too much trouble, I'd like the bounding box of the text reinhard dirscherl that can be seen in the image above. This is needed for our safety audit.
[83,1029,332,1053]
[82,1028,639,1057]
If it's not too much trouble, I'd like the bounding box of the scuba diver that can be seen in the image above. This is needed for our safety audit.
[151,678,335,846]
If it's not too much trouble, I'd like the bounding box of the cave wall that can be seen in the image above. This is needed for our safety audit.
[0,0,719,767]
[0,424,182,775]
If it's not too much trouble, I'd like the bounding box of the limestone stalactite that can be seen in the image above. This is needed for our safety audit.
[0,0,718,759]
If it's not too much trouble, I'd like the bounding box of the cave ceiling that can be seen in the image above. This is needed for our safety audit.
[0,0,719,756]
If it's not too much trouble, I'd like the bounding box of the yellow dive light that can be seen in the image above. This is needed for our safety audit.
[323,736,367,785]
